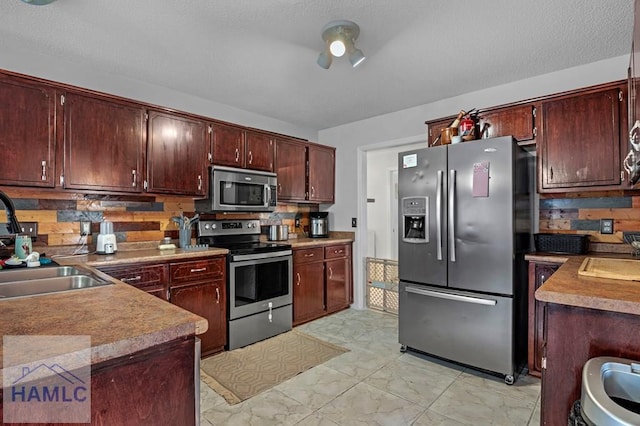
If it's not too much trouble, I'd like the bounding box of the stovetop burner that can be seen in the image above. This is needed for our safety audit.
[197,219,291,255]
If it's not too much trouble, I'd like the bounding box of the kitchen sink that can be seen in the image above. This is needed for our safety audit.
[0,269,112,299]
[0,266,90,283]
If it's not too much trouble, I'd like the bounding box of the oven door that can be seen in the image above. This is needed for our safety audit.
[228,251,292,320]
[213,166,277,212]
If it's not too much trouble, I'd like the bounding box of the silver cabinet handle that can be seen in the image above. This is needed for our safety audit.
[296,272,301,286]
[406,286,497,306]
[436,170,443,261]
[235,148,239,162]
[304,253,315,257]
[329,267,333,279]
[132,170,137,187]
[449,169,456,262]
[121,275,142,283]
[215,287,220,303]
[41,160,47,181]
[190,267,207,273]
[311,186,315,197]
[278,183,282,195]
[334,249,344,254]
[248,151,253,164]
[197,175,202,191]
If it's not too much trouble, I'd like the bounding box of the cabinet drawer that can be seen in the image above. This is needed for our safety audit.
[169,257,225,283]
[98,264,166,289]
[324,244,349,259]
[293,247,324,264]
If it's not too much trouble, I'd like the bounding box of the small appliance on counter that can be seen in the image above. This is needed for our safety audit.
[309,212,329,238]
[268,225,289,241]
[96,221,117,255]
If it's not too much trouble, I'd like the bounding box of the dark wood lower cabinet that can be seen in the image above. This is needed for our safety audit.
[292,243,352,326]
[170,279,226,356]
[325,257,350,314]
[527,261,560,377]
[0,337,197,426]
[541,303,640,425]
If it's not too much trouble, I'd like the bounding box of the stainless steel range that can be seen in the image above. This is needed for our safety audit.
[197,219,292,350]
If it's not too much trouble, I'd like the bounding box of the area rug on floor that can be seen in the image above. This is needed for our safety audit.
[200,329,349,405]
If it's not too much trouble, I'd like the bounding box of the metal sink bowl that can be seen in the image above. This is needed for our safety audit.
[0,266,90,283]
[0,267,112,299]
[581,356,640,425]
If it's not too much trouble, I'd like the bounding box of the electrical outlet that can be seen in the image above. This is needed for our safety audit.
[20,222,38,241]
[80,221,91,236]
[352,218,357,228]
[600,218,614,234]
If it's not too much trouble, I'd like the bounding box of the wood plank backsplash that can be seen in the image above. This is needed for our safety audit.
[539,193,640,251]
[0,187,317,249]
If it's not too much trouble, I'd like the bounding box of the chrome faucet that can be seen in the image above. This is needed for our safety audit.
[0,190,22,239]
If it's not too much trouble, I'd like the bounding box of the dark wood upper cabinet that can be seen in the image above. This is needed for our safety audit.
[275,138,307,202]
[63,92,146,192]
[538,86,624,191]
[477,104,536,142]
[0,75,57,187]
[211,123,245,168]
[308,144,335,203]
[426,117,454,147]
[147,110,207,196]
[245,131,274,172]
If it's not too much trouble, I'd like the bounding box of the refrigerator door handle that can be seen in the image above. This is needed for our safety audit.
[449,169,456,262]
[436,170,443,261]
[405,286,497,306]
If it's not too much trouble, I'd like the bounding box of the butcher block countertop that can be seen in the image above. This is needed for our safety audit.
[0,247,229,369]
[529,252,640,316]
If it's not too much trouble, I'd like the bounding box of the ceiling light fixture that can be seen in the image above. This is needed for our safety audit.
[20,0,57,5]
[317,20,365,69]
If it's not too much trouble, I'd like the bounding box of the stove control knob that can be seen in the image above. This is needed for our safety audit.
[204,224,210,230]
[212,224,217,229]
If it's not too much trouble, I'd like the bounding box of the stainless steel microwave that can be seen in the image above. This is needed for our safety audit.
[195,166,277,213]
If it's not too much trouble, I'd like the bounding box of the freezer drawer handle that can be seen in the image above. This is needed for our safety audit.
[436,170,443,261]
[449,169,456,262]
[406,286,497,306]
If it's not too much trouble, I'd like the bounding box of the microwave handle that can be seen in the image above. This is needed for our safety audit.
[264,184,271,208]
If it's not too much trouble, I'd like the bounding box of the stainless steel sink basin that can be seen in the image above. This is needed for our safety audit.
[0,266,89,283]
[0,269,112,299]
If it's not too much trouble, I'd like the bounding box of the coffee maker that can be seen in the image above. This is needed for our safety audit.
[309,212,329,238]
[96,221,117,254]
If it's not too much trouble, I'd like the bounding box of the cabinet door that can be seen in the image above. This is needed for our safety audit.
[527,261,560,377]
[293,261,325,325]
[477,104,535,142]
[170,280,226,356]
[147,111,207,196]
[212,123,245,168]
[308,144,335,203]
[0,74,56,187]
[426,118,453,146]
[275,138,307,201]
[245,131,274,172]
[325,258,350,313]
[539,88,622,190]
[64,93,145,192]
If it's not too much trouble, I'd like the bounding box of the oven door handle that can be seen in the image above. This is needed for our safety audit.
[231,250,292,261]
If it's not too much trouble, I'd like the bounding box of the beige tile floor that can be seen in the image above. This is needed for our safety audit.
[200,308,541,426]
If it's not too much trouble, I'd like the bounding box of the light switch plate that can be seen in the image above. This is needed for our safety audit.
[600,218,614,234]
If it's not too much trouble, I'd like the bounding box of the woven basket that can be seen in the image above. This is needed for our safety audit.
[534,233,589,254]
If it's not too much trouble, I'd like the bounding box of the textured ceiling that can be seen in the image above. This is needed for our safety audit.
[0,0,634,131]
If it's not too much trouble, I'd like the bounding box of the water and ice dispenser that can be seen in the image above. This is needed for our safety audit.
[401,196,428,243]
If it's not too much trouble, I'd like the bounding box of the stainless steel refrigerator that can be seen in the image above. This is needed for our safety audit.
[398,136,531,384]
